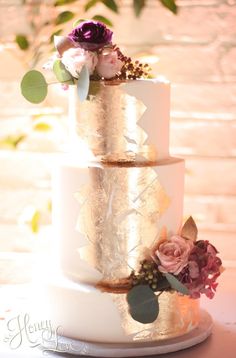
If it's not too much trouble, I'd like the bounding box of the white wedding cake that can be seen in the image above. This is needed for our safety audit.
[39,79,199,343]
[21,19,222,348]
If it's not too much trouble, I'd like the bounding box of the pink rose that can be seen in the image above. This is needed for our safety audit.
[61,47,98,78]
[155,235,193,275]
[96,49,123,79]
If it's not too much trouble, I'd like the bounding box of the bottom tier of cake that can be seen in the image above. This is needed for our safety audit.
[32,269,200,344]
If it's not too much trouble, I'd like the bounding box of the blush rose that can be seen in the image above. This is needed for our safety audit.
[96,49,123,79]
[61,48,98,78]
[155,235,194,275]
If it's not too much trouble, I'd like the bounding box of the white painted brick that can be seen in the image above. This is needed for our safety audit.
[185,157,236,195]
[171,83,236,113]
[170,118,236,157]
[184,194,236,225]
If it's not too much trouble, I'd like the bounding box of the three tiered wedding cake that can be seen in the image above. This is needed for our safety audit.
[21,20,222,349]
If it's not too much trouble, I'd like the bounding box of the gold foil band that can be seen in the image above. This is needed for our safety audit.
[75,165,170,280]
[112,293,199,341]
[70,83,158,162]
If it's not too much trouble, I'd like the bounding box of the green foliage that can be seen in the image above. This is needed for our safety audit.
[15,34,29,50]
[102,0,118,13]
[33,122,52,131]
[127,285,159,324]
[21,70,48,104]
[88,81,102,97]
[133,0,146,17]
[92,15,113,26]
[0,135,25,149]
[73,19,87,28]
[54,0,77,5]
[84,0,98,12]
[77,65,90,101]
[55,11,75,25]
[164,273,189,295]
[53,59,74,84]
[30,210,41,234]
[159,0,177,15]
[50,29,63,43]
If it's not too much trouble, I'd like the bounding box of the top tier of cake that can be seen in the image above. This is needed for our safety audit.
[69,78,170,163]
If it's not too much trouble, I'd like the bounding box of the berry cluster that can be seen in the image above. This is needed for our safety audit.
[114,46,151,80]
[130,259,162,291]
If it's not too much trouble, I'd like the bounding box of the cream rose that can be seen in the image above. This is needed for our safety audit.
[96,49,123,79]
[155,235,193,275]
[61,47,98,78]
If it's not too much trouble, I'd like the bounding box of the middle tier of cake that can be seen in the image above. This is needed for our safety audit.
[52,157,184,284]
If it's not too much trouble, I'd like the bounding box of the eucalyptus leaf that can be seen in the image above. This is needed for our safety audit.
[127,285,159,324]
[102,0,118,13]
[77,65,90,102]
[21,70,48,104]
[53,59,74,84]
[155,276,171,291]
[133,0,146,17]
[15,34,29,50]
[159,0,177,14]
[55,11,75,25]
[92,15,113,27]
[164,273,189,295]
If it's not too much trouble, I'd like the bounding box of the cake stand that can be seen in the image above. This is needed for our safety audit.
[41,310,213,357]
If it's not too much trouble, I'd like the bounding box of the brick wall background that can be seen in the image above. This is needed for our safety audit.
[0,0,235,262]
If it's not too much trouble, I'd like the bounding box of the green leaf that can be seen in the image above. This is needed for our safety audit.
[84,0,98,12]
[88,81,102,97]
[159,0,178,15]
[92,15,113,27]
[155,276,171,291]
[21,70,48,104]
[50,29,63,44]
[33,122,52,131]
[30,210,41,234]
[54,0,77,6]
[53,59,74,84]
[15,34,29,50]
[55,11,75,25]
[133,0,146,17]
[73,18,86,28]
[164,273,189,295]
[127,285,159,324]
[102,0,118,13]
[77,65,90,102]
[0,135,25,149]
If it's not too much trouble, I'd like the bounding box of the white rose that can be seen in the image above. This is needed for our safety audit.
[61,47,98,78]
[96,49,123,79]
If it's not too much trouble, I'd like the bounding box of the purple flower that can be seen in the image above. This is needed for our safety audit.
[178,240,222,299]
[68,21,113,51]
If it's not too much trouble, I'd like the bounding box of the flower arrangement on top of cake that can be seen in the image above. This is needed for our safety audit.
[21,20,151,104]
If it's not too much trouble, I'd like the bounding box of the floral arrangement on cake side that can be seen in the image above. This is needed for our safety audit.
[97,217,223,324]
[21,20,151,104]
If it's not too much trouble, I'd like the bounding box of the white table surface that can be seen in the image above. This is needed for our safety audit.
[0,265,236,358]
